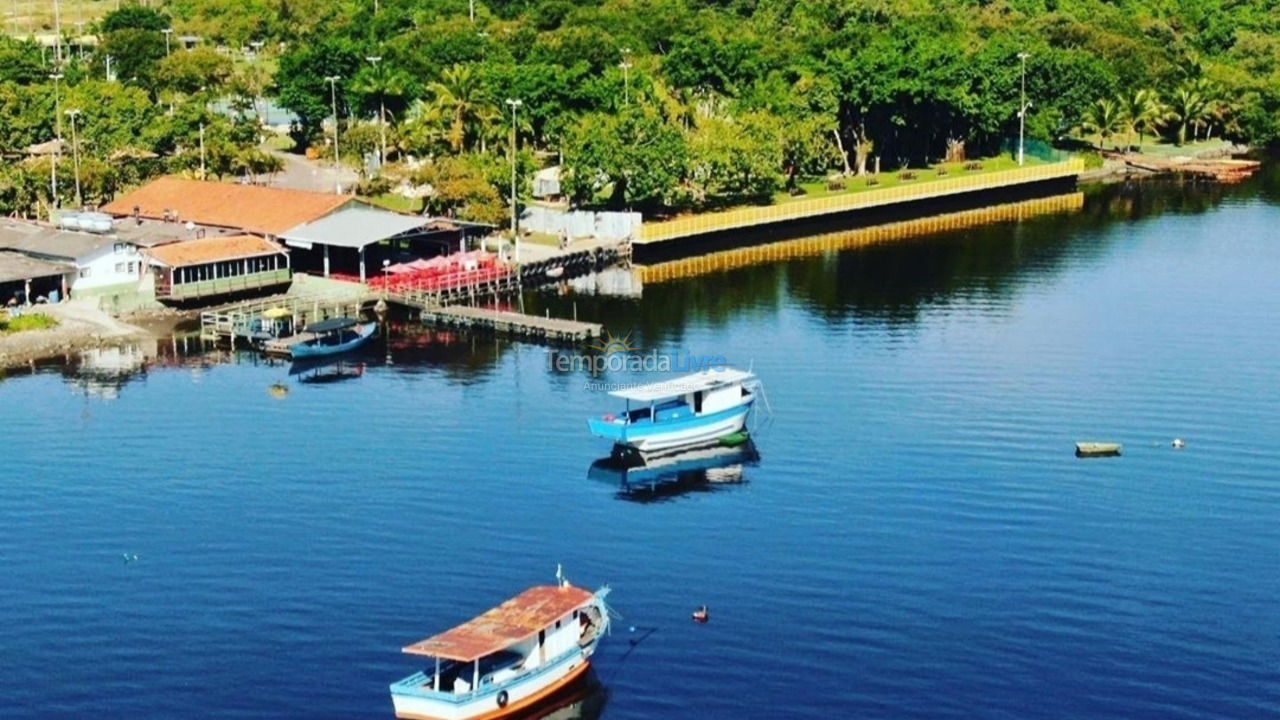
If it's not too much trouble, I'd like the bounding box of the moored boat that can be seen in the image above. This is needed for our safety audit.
[586,368,759,456]
[288,317,376,359]
[390,572,611,720]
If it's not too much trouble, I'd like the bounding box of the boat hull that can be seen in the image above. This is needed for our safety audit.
[392,651,592,720]
[290,322,376,359]
[587,401,752,454]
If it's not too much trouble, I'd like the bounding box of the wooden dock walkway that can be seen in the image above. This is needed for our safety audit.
[421,305,602,343]
[638,159,1084,244]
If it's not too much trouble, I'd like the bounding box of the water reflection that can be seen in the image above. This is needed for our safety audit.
[288,357,366,384]
[587,441,761,502]
[505,673,608,720]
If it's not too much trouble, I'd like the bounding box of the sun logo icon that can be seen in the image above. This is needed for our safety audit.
[588,329,639,355]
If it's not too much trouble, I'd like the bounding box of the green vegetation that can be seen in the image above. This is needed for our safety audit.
[0,313,58,335]
[2,0,1278,222]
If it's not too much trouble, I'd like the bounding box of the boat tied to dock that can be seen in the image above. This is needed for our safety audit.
[390,570,612,720]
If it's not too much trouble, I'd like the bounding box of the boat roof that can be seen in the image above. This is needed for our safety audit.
[608,368,755,402]
[304,317,357,333]
[403,585,594,662]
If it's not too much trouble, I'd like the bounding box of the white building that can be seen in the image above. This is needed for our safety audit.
[0,218,146,300]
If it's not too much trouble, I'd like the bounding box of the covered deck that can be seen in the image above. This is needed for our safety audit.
[148,235,290,302]
[397,585,594,699]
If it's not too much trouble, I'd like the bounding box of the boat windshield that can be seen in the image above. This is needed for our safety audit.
[625,398,689,423]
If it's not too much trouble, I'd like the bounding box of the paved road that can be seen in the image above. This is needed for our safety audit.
[265,149,360,193]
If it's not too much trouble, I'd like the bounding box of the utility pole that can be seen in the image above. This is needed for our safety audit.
[1017,51,1031,166]
[469,0,475,22]
[505,98,522,263]
[105,55,114,81]
[162,28,173,55]
[326,75,342,192]
[199,123,206,180]
[619,48,632,106]
[65,108,81,207]
[366,55,386,166]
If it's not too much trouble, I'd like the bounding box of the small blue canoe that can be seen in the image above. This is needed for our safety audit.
[290,318,377,359]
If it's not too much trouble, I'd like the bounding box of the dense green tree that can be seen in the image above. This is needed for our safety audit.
[100,29,167,89]
[101,4,171,32]
[562,105,687,209]
[156,47,234,95]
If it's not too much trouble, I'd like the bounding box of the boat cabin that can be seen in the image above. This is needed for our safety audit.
[587,369,759,455]
[609,368,755,424]
[303,317,365,347]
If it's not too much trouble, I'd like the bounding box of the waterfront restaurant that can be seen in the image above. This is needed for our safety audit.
[101,177,358,239]
[279,209,493,282]
[147,234,290,303]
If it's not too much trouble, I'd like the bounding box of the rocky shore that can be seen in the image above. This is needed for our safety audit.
[0,302,188,371]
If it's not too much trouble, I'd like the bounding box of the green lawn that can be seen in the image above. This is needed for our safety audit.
[5,0,107,34]
[0,312,58,334]
[776,155,1043,205]
[369,193,425,214]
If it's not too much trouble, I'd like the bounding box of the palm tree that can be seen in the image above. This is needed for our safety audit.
[1188,78,1223,141]
[402,99,448,157]
[1080,98,1123,149]
[426,64,494,153]
[351,61,410,161]
[1164,85,1206,146]
[1117,89,1160,153]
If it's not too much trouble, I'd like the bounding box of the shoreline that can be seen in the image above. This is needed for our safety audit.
[0,304,188,372]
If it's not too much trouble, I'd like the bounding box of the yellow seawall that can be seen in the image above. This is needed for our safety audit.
[636,192,1085,285]
[638,159,1085,244]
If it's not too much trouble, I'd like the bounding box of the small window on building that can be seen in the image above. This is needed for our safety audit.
[555,620,561,629]
[128,262,136,274]
[115,263,126,273]
[114,243,126,254]
[79,267,91,279]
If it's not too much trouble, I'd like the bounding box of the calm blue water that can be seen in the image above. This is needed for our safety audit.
[3,174,1280,719]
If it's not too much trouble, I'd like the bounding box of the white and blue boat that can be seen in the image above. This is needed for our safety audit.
[391,571,611,720]
[586,368,758,456]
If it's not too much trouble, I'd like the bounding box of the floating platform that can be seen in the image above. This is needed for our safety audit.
[1076,442,1122,457]
[421,305,603,343]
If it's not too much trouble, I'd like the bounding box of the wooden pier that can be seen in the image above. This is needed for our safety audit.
[199,293,373,343]
[421,305,602,343]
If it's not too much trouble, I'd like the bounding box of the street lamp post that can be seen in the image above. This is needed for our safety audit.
[64,108,81,207]
[619,48,632,106]
[505,98,523,264]
[198,123,206,180]
[469,0,475,22]
[366,55,386,166]
[162,28,173,55]
[325,75,342,192]
[1017,51,1031,167]
[52,0,61,64]
[49,72,63,218]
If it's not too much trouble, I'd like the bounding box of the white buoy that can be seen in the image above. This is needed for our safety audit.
[1171,438,1185,449]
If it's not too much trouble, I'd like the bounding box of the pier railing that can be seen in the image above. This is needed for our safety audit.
[638,158,1084,243]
